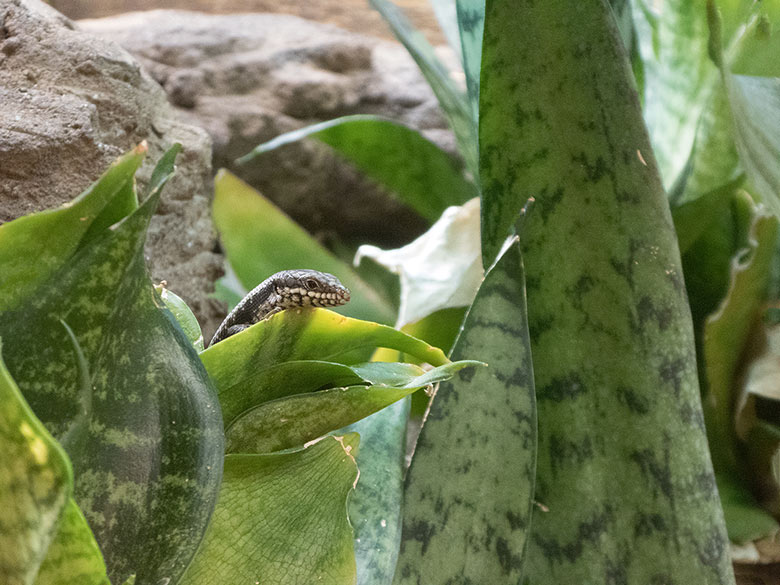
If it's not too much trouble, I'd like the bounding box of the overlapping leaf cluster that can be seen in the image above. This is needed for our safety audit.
[231,0,780,582]
[0,144,477,585]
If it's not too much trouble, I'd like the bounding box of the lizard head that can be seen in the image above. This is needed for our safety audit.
[273,269,350,310]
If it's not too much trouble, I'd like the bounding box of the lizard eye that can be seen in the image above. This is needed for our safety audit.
[304,278,319,290]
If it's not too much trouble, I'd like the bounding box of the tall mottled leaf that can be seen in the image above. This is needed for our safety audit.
[369,0,478,176]
[183,435,360,585]
[212,170,394,324]
[0,170,224,584]
[0,340,71,585]
[394,242,536,584]
[481,0,734,582]
[238,116,475,223]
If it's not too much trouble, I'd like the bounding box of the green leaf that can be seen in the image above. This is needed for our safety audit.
[631,0,715,187]
[703,213,779,470]
[0,164,224,584]
[717,470,780,545]
[35,498,111,585]
[369,0,478,177]
[481,0,734,582]
[346,399,409,585]
[0,340,72,585]
[394,242,536,585]
[182,434,360,585]
[671,86,741,206]
[0,144,146,312]
[727,74,780,216]
[678,189,754,331]
[201,307,449,425]
[225,360,479,453]
[212,170,394,324]
[237,116,476,223]
[145,143,182,198]
[672,176,744,255]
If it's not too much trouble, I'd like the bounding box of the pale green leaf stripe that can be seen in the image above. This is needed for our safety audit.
[369,0,478,177]
[481,0,733,583]
[0,340,71,585]
[394,242,536,585]
[183,435,360,585]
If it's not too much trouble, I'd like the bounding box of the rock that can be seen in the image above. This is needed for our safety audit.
[0,0,224,338]
[79,10,460,246]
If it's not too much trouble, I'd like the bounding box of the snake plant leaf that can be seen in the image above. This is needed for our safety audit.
[369,0,478,177]
[183,434,360,585]
[393,241,536,585]
[455,0,484,119]
[631,0,714,188]
[201,307,449,419]
[225,360,480,453]
[481,0,734,582]
[212,170,394,324]
[427,0,462,63]
[0,340,71,585]
[345,400,409,585]
[0,175,224,584]
[703,212,779,471]
[35,498,111,585]
[238,116,475,223]
[0,143,146,312]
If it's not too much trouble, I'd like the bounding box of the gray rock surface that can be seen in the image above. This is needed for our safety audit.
[0,0,224,338]
[79,10,458,246]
